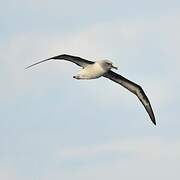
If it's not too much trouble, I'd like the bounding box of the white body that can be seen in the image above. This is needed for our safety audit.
[75,62,108,79]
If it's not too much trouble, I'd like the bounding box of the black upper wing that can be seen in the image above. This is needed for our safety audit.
[25,54,94,69]
[104,70,156,125]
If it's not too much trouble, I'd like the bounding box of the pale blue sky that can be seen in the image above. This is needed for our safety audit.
[1,0,180,180]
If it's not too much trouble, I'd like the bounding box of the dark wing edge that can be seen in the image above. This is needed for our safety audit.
[25,54,94,69]
[104,70,156,125]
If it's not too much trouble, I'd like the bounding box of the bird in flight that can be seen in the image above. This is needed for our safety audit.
[26,54,156,125]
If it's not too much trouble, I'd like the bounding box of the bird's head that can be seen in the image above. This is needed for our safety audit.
[98,60,118,71]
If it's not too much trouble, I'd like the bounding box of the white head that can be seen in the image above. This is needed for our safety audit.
[97,60,118,71]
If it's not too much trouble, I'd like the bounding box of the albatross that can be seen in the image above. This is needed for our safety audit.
[25,54,156,125]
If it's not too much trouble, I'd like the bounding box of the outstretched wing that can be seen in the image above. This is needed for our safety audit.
[104,70,156,125]
[25,54,94,69]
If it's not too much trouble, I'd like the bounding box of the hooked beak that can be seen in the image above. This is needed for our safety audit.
[112,65,118,70]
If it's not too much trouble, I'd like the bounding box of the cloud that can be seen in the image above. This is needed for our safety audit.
[1,2,180,180]
[40,137,180,180]
[58,137,180,160]
[0,166,19,180]
[1,137,179,180]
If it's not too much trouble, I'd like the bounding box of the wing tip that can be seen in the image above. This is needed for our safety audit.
[24,65,33,70]
[150,114,156,126]
[24,58,52,70]
[152,119,156,126]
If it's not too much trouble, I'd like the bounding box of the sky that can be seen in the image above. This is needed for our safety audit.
[1,0,180,179]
